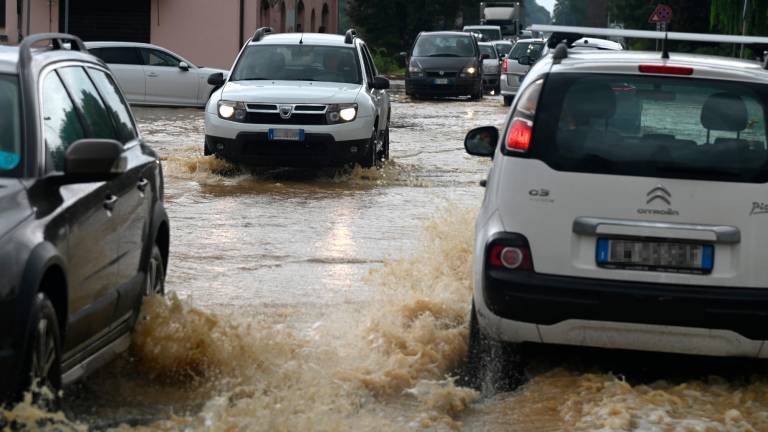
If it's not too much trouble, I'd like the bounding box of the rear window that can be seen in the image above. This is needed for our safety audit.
[509,42,543,60]
[89,47,143,65]
[413,35,476,58]
[480,45,497,59]
[529,73,768,183]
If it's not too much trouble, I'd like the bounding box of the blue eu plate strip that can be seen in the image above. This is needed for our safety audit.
[596,239,610,263]
[299,129,305,141]
[702,245,714,271]
[0,150,21,170]
[268,129,274,141]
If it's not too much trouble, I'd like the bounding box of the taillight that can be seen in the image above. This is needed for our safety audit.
[638,65,693,76]
[502,58,509,73]
[505,118,532,153]
[488,244,533,271]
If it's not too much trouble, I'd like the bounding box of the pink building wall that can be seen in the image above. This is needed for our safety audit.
[4,0,60,44]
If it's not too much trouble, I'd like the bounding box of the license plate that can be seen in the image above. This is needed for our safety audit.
[268,128,304,141]
[596,238,714,274]
[433,78,449,85]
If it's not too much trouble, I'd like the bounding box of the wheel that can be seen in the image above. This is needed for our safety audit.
[503,95,513,106]
[20,293,62,408]
[359,130,378,169]
[471,86,484,101]
[204,143,212,156]
[145,244,166,297]
[461,301,525,394]
[378,126,390,162]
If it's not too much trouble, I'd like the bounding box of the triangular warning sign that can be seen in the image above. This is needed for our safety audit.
[649,4,673,24]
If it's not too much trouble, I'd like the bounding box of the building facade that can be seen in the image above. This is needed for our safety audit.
[2,0,341,69]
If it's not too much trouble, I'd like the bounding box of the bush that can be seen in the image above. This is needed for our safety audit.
[372,48,405,76]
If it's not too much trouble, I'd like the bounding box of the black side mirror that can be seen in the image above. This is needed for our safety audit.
[208,72,225,86]
[178,61,190,71]
[481,53,490,60]
[64,139,125,180]
[518,55,534,66]
[399,51,408,67]
[465,126,499,157]
[371,76,390,90]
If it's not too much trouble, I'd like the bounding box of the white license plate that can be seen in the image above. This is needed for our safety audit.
[433,78,449,85]
[268,128,304,141]
[596,238,714,274]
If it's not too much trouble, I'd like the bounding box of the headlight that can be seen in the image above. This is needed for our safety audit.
[408,61,424,78]
[465,67,477,75]
[218,101,247,121]
[460,65,479,78]
[327,103,357,124]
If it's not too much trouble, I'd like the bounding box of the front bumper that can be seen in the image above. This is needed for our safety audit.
[405,77,481,97]
[479,269,768,357]
[500,73,522,96]
[205,133,371,167]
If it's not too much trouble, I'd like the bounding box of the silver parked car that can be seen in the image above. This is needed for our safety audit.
[86,42,227,107]
[479,42,501,94]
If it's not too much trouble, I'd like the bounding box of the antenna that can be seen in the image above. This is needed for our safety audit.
[661,31,670,60]
[299,31,304,45]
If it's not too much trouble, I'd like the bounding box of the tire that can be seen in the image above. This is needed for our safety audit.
[378,126,390,162]
[20,293,62,408]
[503,95,513,107]
[145,243,166,297]
[359,130,378,169]
[461,301,525,394]
[471,86,484,101]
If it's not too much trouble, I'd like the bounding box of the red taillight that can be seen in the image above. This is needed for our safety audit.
[639,65,694,76]
[505,118,532,153]
[489,245,533,270]
[502,58,509,73]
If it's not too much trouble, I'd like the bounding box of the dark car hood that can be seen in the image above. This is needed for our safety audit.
[0,178,32,238]
[411,56,476,71]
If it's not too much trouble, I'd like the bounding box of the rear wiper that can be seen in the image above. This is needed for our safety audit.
[656,164,741,177]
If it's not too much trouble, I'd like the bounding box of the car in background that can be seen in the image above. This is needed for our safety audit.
[479,42,501,94]
[86,41,227,107]
[463,25,768,391]
[463,25,503,42]
[500,38,544,106]
[493,40,513,58]
[0,33,169,403]
[205,28,391,168]
[404,31,485,100]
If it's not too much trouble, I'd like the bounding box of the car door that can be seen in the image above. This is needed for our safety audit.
[86,67,155,320]
[140,48,200,106]
[360,44,389,135]
[40,68,121,352]
[88,47,146,104]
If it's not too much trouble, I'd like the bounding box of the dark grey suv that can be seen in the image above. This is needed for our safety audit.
[0,34,169,403]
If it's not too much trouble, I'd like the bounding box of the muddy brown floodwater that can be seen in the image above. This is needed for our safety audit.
[5,86,768,432]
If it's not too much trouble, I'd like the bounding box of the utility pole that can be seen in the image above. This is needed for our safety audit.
[740,0,748,58]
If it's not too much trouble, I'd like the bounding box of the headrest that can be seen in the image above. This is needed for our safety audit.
[563,82,617,125]
[701,92,748,132]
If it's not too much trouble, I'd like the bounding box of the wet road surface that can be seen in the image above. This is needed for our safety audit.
[5,86,768,431]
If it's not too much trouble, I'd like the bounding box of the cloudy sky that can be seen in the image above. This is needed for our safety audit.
[538,0,556,13]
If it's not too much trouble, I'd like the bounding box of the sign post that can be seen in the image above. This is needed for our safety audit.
[649,4,673,51]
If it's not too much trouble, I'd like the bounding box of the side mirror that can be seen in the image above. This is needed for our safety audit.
[178,61,190,71]
[399,51,408,67]
[518,55,534,66]
[481,53,490,60]
[64,139,125,180]
[399,51,408,58]
[371,76,390,90]
[464,126,499,157]
[208,72,225,86]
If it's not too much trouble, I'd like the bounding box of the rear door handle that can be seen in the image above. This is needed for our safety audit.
[137,178,149,192]
[147,72,158,78]
[104,194,119,211]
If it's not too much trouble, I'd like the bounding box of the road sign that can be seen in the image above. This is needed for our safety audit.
[649,4,673,24]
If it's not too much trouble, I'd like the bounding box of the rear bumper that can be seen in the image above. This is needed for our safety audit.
[479,269,768,357]
[205,133,371,167]
[405,77,481,97]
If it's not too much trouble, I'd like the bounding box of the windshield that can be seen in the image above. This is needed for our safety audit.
[231,45,362,85]
[508,42,544,60]
[468,29,502,41]
[0,75,21,177]
[413,35,476,58]
[479,45,497,59]
[530,74,768,183]
[494,42,513,56]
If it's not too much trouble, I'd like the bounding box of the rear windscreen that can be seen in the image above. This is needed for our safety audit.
[509,42,543,60]
[529,73,768,183]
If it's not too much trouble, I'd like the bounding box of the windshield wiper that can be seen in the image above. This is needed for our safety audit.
[233,77,270,81]
[427,53,461,57]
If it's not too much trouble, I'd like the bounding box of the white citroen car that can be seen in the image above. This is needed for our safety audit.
[463,25,768,390]
[204,28,391,168]
[86,42,226,107]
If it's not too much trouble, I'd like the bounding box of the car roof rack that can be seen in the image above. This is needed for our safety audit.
[18,33,87,67]
[252,27,273,43]
[344,28,357,44]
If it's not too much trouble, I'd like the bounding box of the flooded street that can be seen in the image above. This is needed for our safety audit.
[6,86,768,432]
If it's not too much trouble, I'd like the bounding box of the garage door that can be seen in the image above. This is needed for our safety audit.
[61,0,151,42]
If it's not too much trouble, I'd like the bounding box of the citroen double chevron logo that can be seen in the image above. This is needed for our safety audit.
[646,184,671,205]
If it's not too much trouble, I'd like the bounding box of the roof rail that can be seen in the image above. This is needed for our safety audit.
[252,27,274,43]
[18,33,87,74]
[532,24,768,46]
[344,28,357,44]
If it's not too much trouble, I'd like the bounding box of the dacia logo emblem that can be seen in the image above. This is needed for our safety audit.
[279,105,293,119]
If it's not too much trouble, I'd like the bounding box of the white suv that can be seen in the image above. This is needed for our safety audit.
[205,28,391,168]
[463,25,768,389]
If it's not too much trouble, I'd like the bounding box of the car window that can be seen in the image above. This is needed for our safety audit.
[57,67,118,141]
[89,47,143,65]
[87,68,138,144]
[42,72,86,171]
[0,74,22,176]
[494,43,513,56]
[530,73,768,183]
[480,45,497,59]
[231,45,362,85]
[509,42,530,60]
[141,48,181,67]
[360,44,376,82]
[413,35,476,58]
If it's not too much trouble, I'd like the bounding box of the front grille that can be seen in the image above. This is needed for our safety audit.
[245,112,327,125]
[426,71,458,78]
[294,105,326,112]
[247,103,278,111]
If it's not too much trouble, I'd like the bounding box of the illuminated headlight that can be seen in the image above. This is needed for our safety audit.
[218,101,247,121]
[327,103,357,124]
[465,67,477,75]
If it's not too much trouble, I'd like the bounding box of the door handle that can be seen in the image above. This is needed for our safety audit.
[137,178,149,192]
[104,194,119,211]
[147,72,159,78]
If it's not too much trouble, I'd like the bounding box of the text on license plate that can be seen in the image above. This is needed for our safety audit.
[433,78,449,85]
[268,128,305,141]
[596,238,714,273]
